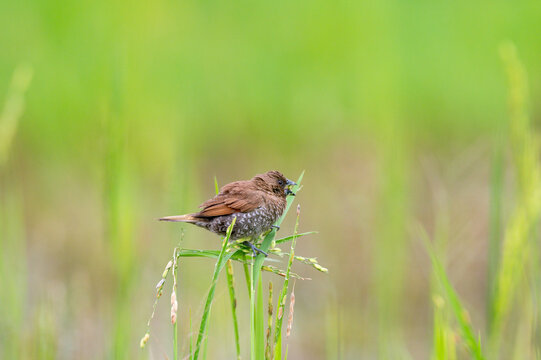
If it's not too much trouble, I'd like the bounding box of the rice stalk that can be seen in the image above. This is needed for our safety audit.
[420,227,485,360]
[226,259,241,360]
[265,281,274,360]
[193,217,238,360]
[243,254,252,299]
[489,42,541,356]
[273,204,301,359]
[140,243,181,350]
[260,266,310,281]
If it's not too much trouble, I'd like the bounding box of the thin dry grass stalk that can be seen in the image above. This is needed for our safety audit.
[141,241,182,349]
[261,265,310,281]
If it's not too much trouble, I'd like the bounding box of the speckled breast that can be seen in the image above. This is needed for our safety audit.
[207,206,282,240]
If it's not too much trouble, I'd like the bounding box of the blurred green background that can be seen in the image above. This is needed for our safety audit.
[1,0,541,358]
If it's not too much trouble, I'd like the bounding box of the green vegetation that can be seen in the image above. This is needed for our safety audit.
[140,174,323,359]
[2,0,541,358]
[418,43,540,360]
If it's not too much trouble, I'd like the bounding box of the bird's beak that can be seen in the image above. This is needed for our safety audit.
[286,179,297,186]
[285,178,296,196]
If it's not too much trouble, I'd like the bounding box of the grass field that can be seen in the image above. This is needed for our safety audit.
[1,0,541,358]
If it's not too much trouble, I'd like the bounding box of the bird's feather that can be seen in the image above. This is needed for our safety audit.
[159,214,198,222]
[196,181,264,217]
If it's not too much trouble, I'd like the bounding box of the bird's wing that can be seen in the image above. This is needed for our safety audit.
[196,182,263,217]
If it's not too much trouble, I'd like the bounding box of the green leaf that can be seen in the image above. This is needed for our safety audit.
[274,231,317,245]
[193,218,238,360]
[214,176,219,195]
[420,228,486,360]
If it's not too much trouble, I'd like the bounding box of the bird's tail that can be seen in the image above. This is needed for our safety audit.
[159,214,199,223]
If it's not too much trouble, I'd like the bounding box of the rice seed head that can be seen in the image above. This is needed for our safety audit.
[163,260,173,278]
[156,278,166,297]
[226,260,234,277]
[313,264,328,273]
[140,332,150,348]
[286,284,296,338]
[171,290,178,324]
[268,283,274,316]
[156,278,165,290]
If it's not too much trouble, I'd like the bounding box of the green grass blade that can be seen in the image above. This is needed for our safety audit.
[214,176,219,195]
[255,273,265,359]
[193,217,237,360]
[274,335,282,360]
[431,294,457,360]
[203,335,208,360]
[420,228,486,360]
[427,213,457,360]
[178,249,224,258]
[243,254,252,299]
[179,248,280,264]
[226,260,241,360]
[251,254,257,360]
[274,231,317,245]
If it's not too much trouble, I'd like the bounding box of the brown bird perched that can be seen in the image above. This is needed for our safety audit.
[159,170,296,256]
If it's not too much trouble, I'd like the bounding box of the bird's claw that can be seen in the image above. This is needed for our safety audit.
[271,225,280,231]
[243,241,269,257]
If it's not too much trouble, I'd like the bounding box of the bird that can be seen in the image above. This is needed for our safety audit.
[159,170,296,256]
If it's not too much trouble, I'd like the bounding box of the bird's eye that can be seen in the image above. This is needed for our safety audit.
[278,179,284,186]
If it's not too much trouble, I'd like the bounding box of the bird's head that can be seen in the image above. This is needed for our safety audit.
[253,170,296,197]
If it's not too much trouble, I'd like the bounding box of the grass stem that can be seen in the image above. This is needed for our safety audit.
[226,259,241,359]
[193,217,238,360]
[273,205,301,359]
